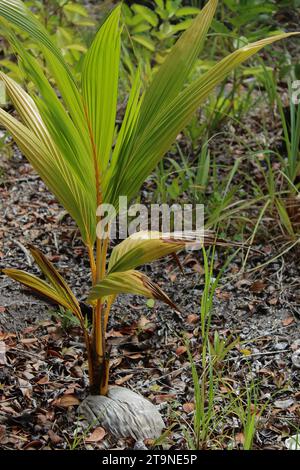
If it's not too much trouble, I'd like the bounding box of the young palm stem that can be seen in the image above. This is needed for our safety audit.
[84,104,110,395]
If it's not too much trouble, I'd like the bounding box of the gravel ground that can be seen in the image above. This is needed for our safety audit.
[0,149,299,449]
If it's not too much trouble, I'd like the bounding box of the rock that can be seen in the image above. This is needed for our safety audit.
[291,339,300,351]
[285,434,300,450]
[292,350,300,369]
[274,342,288,351]
[274,398,294,409]
[134,440,148,450]
[78,386,164,441]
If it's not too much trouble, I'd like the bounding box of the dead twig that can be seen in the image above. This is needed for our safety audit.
[11,240,32,267]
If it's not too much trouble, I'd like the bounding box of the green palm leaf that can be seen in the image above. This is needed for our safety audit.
[29,246,81,316]
[105,0,218,204]
[108,32,299,206]
[108,230,219,273]
[0,76,96,245]
[88,270,179,312]
[3,246,82,319]
[8,35,93,170]
[82,5,122,177]
[136,0,218,133]
[3,268,71,310]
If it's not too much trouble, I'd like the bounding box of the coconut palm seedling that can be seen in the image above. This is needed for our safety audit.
[0,0,297,400]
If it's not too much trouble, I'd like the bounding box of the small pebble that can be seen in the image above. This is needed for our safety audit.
[292,350,300,369]
[274,342,288,351]
[274,398,294,409]
[291,339,300,351]
[285,434,300,450]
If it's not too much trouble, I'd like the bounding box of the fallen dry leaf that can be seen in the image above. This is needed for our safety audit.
[0,341,7,365]
[137,315,156,334]
[46,410,55,421]
[24,326,39,334]
[274,398,294,410]
[0,425,6,443]
[115,374,133,385]
[54,395,80,407]
[219,386,230,394]
[47,349,63,358]
[110,357,123,369]
[106,329,124,338]
[259,368,274,377]
[22,440,43,450]
[291,339,300,351]
[36,375,49,385]
[122,352,144,359]
[20,337,38,345]
[85,427,106,443]
[183,403,195,413]
[153,394,176,404]
[235,432,245,445]
[216,289,231,300]
[70,366,83,378]
[22,371,35,381]
[250,280,267,293]
[0,332,16,341]
[192,263,204,274]
[187,314,198,325]
[18,377,32,398]
[175,346,187,356]
[282,316,294,326]
[137,315,149,330]
[48,429,62,445]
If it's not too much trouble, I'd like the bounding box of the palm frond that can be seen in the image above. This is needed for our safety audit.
[108,32,299,206]
[88,269,179,312]
[82,5,122,177]
[3,268,70,309]
[108,230,220,273]
[0,83,96,245]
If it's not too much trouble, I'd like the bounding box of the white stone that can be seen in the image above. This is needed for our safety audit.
[292,350,300,368]
[285,435,300,450]
[274,398,294,409]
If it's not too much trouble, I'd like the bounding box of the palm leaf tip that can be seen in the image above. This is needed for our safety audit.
[27,245,81,314]
[140,273,181,313]
[3,246,82,321]
[2,267,69,309]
